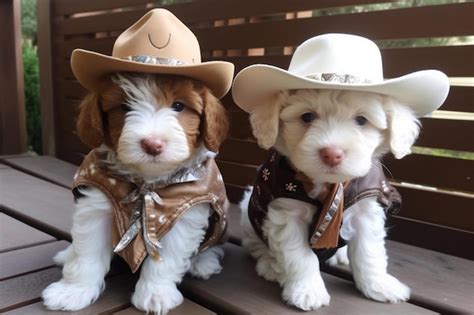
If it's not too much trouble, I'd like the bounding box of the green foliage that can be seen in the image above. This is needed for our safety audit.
[21,0,41,153]
[23,40,42,154]
[21,0,37,42]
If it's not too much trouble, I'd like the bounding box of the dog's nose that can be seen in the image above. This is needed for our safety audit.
[140,137,166,156]
[319,147,345,167]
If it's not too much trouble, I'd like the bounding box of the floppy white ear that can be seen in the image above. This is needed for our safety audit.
[384,98,421,159]
[249,91,287,149]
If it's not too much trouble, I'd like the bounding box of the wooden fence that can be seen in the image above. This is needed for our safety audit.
[37,0,473,259]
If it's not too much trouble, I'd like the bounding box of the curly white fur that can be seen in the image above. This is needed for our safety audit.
[241,89,417,310]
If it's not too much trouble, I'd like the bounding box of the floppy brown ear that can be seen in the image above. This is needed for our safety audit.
[201,88,229,152]
[76,93,104,148]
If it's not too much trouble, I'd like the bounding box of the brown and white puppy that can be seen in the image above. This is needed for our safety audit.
[42,73,228,314]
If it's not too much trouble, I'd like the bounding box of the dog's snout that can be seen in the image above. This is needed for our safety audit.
[319,147,345,167]
[141,137,166,156]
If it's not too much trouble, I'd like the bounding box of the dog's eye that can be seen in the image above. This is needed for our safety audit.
[355,116,368,126]
[301,112,317,123]
[171,101,185,112]
[121,104,132,112]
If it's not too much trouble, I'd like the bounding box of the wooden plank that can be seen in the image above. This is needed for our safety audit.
[384,154,473,193]
[219,138,265,166]
[114,299,216,315]
[54,0,396,33]
[396,186,474,232]
[0,168,74,241]
[417,118,473,152]
[181,243,434,314]
[0,241,69,280]
[193,3,474,50]
[53,0,395,19]
[0,0,27,154]
[38,0,57,155]
[387,216,473,260]
[0,155,77,189]
[217,160,257,187]
[225,183,247,204]
[0,267,61,312]
[441,86,473,113]
[225,204,474,314]
[382,45,474,78]
[0,213,55,253]
[1,269,131,314]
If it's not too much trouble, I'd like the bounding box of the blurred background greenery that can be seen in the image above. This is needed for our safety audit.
[22,0,41,153]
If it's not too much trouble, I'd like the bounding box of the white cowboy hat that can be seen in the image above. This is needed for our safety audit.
[72,9,234,98]
[232,33,449,116]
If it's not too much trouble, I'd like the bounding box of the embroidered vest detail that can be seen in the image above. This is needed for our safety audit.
[73,150,228,272]
[248,151,401,262]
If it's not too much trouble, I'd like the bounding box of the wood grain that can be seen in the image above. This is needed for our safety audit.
[0,241,69,280]
[0,213,55,253]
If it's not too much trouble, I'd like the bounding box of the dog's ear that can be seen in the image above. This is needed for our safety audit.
[249,91,287,150]
[384,98,420,159]
[76,93,104,148]
[201,88,229,152]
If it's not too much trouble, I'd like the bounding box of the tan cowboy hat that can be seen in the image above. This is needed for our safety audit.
[71,9,234,98]
[232,33,449,117]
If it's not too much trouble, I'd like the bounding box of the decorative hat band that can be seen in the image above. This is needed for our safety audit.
[121,55,186,66]
[306,72,373,84]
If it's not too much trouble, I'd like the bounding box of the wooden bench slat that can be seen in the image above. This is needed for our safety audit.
[0,241,69,280]
[0,168,74,240]
[0,155,77,189]
[2,270,133,314]
[0,267,62,313]
[113,299,216,315]
[181,243,434,314]
[0,213,55,253]
[0,155,76,189]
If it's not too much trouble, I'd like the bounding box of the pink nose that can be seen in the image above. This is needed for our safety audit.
[319,147,345,167]
[140,137,166,156]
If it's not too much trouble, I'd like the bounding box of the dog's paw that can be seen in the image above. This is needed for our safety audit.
[282,278,330,311]
[326,246,350,267]
[42,280,103,311]
[358,274,410,303]
[256,255,281,283]
[132,282,183,315]
[52,246,72,266]
[188,247,224,280]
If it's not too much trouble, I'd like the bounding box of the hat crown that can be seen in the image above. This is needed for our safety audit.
[289,34,383,82]
[112,9,201,64]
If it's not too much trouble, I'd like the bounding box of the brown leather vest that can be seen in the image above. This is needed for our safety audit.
[73,150,228,272]
[248,151,401,262]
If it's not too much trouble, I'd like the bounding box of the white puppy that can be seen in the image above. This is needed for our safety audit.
[241,89,419,310]
[42,74,229,314]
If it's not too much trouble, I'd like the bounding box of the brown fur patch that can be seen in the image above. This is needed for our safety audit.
[76,74,228,153]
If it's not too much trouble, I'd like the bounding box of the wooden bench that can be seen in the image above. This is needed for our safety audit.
[1,0,473,314]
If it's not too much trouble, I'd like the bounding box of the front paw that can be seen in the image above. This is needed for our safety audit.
[357,274,410,303]
[42,280,103,311]
[282,278,330,311]
[132,282,183,315]
[188,247,223,280]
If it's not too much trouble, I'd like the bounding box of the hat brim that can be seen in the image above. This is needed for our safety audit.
[71,49,235,99]
[232,64,449,117]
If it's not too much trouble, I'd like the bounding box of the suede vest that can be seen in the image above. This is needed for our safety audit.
[73,150,228,272]
[248,151,401,262]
